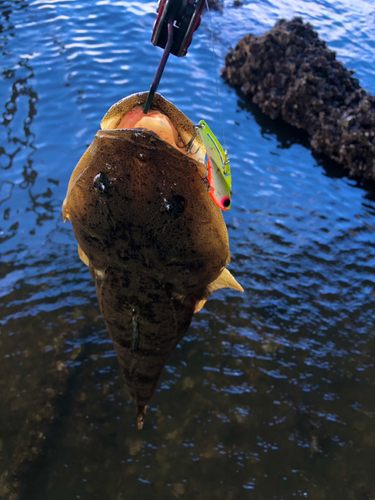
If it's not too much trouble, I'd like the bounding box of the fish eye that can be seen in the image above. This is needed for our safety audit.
[164,195,186,219]
[223,198,231,209]
[93,172,109,196]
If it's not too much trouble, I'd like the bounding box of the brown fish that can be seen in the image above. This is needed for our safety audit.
[63,92,243,428]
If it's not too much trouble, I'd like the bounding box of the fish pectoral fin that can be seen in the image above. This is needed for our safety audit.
[62,204,69,223]
[78,245,90,267]
[194,268,243,314]
[206,268,244,294]
[194,298,208,313]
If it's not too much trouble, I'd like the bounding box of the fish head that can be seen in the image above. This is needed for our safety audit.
[63,92,230,293]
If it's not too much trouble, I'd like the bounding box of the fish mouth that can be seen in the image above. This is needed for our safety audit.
[100,92,205,163]
[116,106,182,151]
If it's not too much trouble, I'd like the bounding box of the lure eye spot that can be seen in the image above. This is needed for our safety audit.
[223,198,231,209]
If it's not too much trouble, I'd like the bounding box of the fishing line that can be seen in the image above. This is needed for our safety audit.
[204,0,227,153]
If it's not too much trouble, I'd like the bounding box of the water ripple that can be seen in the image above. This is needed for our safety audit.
[0,0,375,498]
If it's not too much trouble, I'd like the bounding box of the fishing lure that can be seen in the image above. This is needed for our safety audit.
[197,120,232,211]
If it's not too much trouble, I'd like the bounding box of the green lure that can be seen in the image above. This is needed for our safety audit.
[197,120,232,211]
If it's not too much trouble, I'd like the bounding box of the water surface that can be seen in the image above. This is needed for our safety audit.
[1,1,375,499]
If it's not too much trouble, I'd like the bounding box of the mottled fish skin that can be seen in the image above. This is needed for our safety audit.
[63,93,242,426]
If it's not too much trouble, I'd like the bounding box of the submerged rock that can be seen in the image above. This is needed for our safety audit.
[222,17,375,180]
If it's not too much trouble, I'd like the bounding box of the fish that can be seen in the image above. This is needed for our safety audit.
[62,92,243,429]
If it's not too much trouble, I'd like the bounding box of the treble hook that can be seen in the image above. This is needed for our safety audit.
[185,123,204,154]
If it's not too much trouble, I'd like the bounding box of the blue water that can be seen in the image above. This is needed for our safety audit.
[1,0,375,499]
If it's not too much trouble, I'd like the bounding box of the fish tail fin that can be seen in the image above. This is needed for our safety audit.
[137,405,147,430]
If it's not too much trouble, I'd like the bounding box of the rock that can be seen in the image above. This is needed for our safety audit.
[222,17,375,180]
[206,0,223,12]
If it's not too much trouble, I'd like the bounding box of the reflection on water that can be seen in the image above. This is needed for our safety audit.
[1,0,375,499]
[0,2,59,246]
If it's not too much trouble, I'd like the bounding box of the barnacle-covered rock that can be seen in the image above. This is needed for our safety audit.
[222,17,375,180]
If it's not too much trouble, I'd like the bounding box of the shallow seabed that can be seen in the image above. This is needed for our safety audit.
[1,1,375,499]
